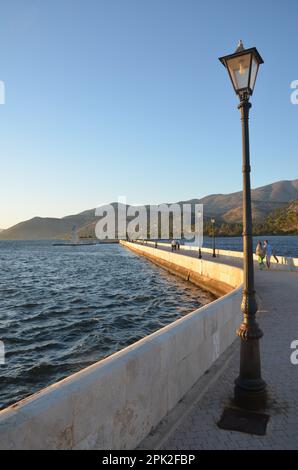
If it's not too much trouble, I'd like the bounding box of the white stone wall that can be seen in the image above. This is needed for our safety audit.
[125,242,243,291]
[141,240,298,271]
[0,243,243,450]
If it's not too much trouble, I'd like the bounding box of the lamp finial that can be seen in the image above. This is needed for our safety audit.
[236,40,245,52]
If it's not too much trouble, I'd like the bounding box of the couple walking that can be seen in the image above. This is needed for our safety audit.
[171,239,180,251]
[255,239,278,270]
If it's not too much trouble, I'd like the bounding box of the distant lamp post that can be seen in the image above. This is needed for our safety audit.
[211,218,216,257]
[219,41,266,410]
[197,209,203,259]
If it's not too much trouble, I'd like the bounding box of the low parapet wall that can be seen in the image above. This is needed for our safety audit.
[0,242,243,450]
[122,241,242,297]
[138,240,298,271]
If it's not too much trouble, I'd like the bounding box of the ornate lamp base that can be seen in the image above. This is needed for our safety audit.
[234,380,267,411]
[234,326,267,411]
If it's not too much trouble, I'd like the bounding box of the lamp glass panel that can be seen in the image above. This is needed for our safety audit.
[250,55,259,91]
[226,53,252,91]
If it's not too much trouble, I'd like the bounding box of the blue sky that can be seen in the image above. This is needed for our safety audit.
[0,0,297,228]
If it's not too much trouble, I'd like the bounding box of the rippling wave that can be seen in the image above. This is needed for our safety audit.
[0,241,214,409]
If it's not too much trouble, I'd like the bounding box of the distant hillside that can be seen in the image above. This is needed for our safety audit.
[78,179,298,238]
[0,211,98,240]
[1,179,297,240]
[0,217,75,240]
[260,199,298,234]
[213,199,298,237]
[181,179,298,223]
[0,206,117,241]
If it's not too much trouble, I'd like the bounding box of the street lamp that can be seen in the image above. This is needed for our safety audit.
[211,218,216,257]
[197,209,203,259]
[219,41,266,410]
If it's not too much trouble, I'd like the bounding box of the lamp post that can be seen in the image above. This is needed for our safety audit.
[211,218,216,257]
[198,209,203,259]
[219,41,266,410]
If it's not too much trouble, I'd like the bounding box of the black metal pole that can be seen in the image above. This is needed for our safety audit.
[234,98,266,411]
[212,222,216,257]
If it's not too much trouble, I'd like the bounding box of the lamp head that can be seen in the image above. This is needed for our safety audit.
[219,41,264,100]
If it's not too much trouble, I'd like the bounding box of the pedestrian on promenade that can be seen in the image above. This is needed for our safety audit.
[171,239,176,252]
[264,239,273,269]
[176,240,180,251]
[256,240,265,269]
[272,247,279,263]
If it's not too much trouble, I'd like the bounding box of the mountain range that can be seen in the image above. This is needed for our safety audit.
[1,179,297,240]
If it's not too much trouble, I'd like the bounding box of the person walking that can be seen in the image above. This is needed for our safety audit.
[171,239,176,252]
[264,240,273,269]
[272,246,279,263]
[256,240,265,270]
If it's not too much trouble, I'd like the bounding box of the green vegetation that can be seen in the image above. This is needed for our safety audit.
[209,199,298,237]
[255,199,298,235]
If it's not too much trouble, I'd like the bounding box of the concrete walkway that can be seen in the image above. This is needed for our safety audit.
[139,242,250,268]
[138,244,298,450]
